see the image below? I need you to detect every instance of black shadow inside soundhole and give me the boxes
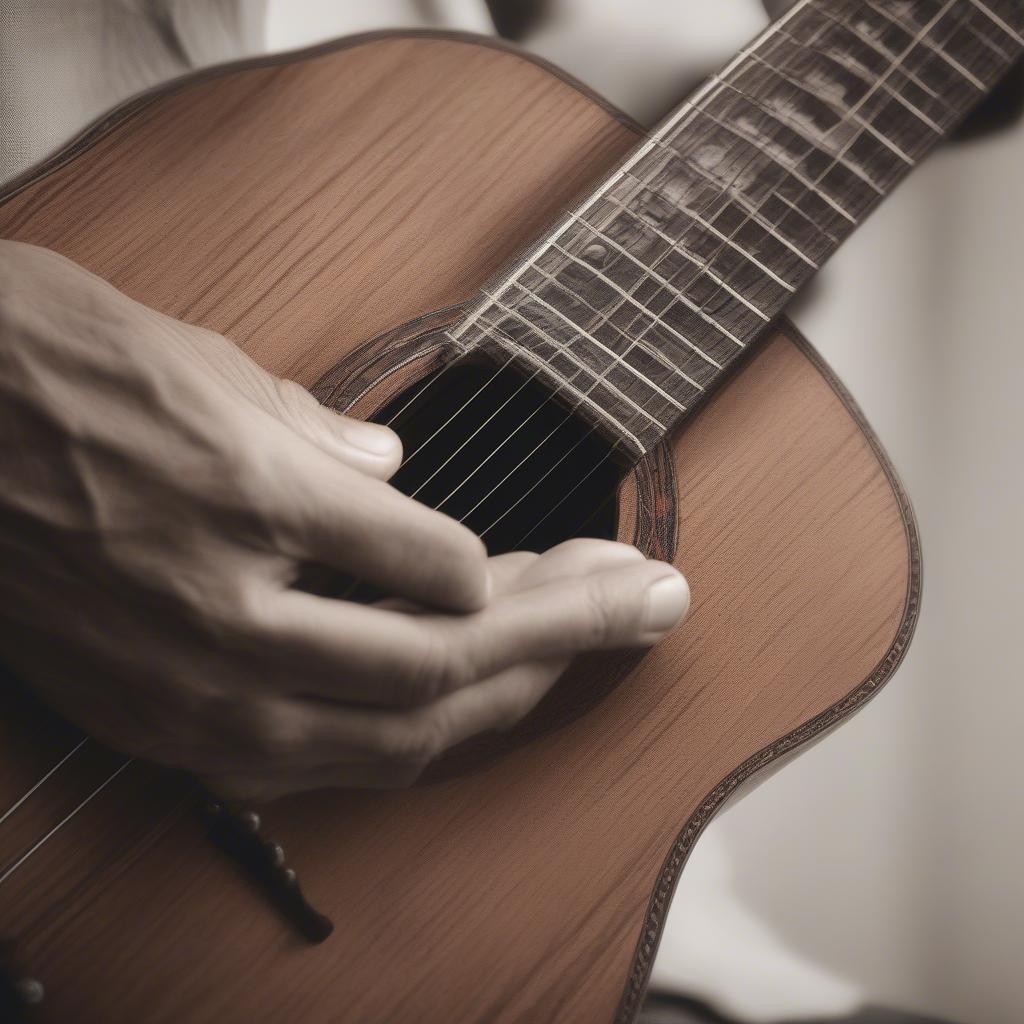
[374,354,624,555]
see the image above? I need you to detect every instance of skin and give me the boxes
[0,241,689,800]
[0,0,815,801]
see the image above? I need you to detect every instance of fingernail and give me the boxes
[642,572,690,636]
[343,421,399,456]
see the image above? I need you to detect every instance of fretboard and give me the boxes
[446,0,1023,457]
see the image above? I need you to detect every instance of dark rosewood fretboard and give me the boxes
[447,0,1023,456]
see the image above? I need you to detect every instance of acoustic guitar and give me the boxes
[1,1,1021,1021]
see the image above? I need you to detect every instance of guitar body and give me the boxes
[0,33,918,1024]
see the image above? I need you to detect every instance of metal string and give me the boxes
[383,3,824,471]
[0,738,89,829]
[0,0,998,884]
[462,0,975,541]
[0,760,133,888]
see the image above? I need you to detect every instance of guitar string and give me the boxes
[462,0,990,540]
[0,759,133,888]
[387,0,974,519]
[0,2,959,832]
[0,738,89,828]
[325,62,793,604]
[0,0,1007,881]
[355,0,977,481]
[460,0,984,544]
[374,0,822,469]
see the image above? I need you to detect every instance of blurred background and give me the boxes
[264,2,1024,1022]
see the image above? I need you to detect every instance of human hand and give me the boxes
[0,241,689,800]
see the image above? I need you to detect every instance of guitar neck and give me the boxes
[448,0,1023,457]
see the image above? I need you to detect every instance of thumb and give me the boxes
[166,311,403,479]
[267,378,402,480]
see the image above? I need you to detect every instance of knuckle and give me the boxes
[399,629,474,703]
[223,698,308,758]
[377,712,448,767]
[416,522,488,605]
[580,576,631,647]
[273,376,309,411]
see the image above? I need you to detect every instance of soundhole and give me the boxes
[374,352,625,555]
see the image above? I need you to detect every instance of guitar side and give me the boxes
[0,32,918,1023]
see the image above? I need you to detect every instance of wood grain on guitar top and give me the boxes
[0,32,918,1024]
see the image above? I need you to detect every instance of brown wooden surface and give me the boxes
[443,1,1024,455]
[0,33,917,1023]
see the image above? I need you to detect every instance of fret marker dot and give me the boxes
[582,243,607,264]
[16,978,44,1005]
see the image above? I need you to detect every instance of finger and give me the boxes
[514,537,645,589]
[260,555,688,705]
[264,378,402,480]
[361,540,636,616]
[264,440,490,611]
[165,313,403,479]
[200,657,568,800]
[485,551,540,592]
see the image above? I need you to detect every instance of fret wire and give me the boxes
[548,241,725,368]
[651,134,840,253]
[925,0,1021,64]
[566,211,746,347]
[577,127,798,348]
[772,187,842,243]
[812,7,952,107]
[579,146,799,361]
[450,106,778,447]
[452,0,1011,450]
[689,97,859,222]
[708,69,884,195]
[524,259,707,394]
[800,31,948,134]
[733,54,905,181]
[508,274,697,402]
[440,306,677,525]
[587,124,814,345]
[446,0,816,345]
[860,0,987,90]
[510,280,701,405]
[532,214,741,397]
[822,0,967,172]
[730,0,963,235]
[480,292,669,429]
[966,0,1024,46]
[579,168,785,371]
[622,167,802,288]
[696,0,966,281]
[492,0,1014,462]
[611,3,963,364]
[615,0,971,377]
[472,322,647,453]
[599,188,774,317]
[936,4,1015,60]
